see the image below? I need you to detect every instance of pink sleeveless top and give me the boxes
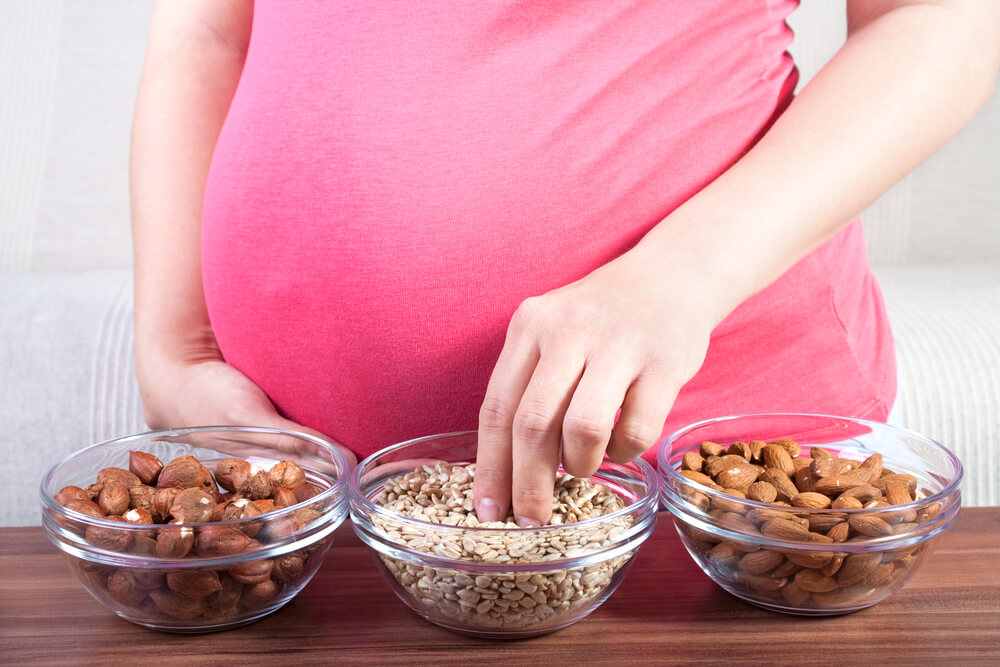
[202,0,896,462]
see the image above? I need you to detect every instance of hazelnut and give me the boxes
[157,455,209,489]
[129,533,159,557]
[166,569,222,600]
[272,487,298,509]
[55,485,89,506]
[97,467,142,489]
[153,487,179,519]
[244,471,272,500]
[129,485,159,520]
[98,480,130,516]
[271,553,304,583]
[128,450,163,486]
[203,573,243,618]
[168,488,215,524]
[213,458,252,493]
[123,508,154,525]
[84,482,103,501]
[268,461,306,490]
[155,524,195,558]
[229,558,273,585]
[222,498,262,537]
[107,569,148,607]
[148,588,204,620]
[293,483,322,503]
[194,525,251,557]
[252,499,276,514]
[64,497,106,519]
[242,579,280,607]
[85,516,132,552]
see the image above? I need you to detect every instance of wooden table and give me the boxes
[3,508,998,666]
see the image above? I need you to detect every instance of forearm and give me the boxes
[130,0,252,378]
[634,0,1000,324]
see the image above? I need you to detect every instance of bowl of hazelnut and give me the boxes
[39,426,351,632]
[349,431,659,638]
[657,413,963,616]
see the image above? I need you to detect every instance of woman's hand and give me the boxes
[139,347,357,466]
[474,246,718,526]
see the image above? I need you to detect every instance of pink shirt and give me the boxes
[202,0,896,462]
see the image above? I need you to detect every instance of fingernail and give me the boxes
[476,497,502,523]
[515,515,542,529]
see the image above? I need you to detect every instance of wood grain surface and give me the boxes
[2,508,998,666]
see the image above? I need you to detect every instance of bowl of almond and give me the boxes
[657,413,963,615]
[39,426,351,632]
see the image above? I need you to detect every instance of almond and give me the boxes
[794,569,838,593]
[813,474,871,496]
[768,439,801,458]
[883,478,913,506]
[794,467,818,493]
[746,481,778,504]
[760,518,811,541]
[759,469,798,503]
[699,441,725,458]
[836,552,883,586]
[835,484,882,504]
[848,514,894,538]
[762,445,795,477]
[809,447,839,477]
[738,550,785,575]
[785,549,834,569]
[705,455,752,478]
[709,542,741,569]
[791,491,831,510]
[873,473,918,495]
[711,488,747,515]
[831,495,864,510]
[781,582,811,605]
[681,451,705,472]
[748,440,768,462]
[679,470,715,488]
[826,521,850,542]
[726,441,753,460]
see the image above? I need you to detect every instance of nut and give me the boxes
[128,450,163,486]
[268,461,306,489]
[85,516,132,552]
[166,570,222,600]
[168,488,215,524]
[675,438,943,612]
[242,579,280,607]
[244,471,273,500]
[272,487,298,509]
[213,458,252,493]
[98,481,131,516]
[229,558,273,584]
[157,455,209,489]
[148,588,203,620]
[155,524,195,558]
[63,497,106,519]
[194,525,251,557]
[55,486,89,505]
[272,553,305,583]
[293,483,322,503]
[107,568,148,606]
[97,467,142,490]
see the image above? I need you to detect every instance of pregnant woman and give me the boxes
[131,1,1000,526]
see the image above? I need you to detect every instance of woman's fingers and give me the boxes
[560,355,634,478]
[607,369,676,464]
[475,331,540,524]
[509,351,584,526]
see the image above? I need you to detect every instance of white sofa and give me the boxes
[2,2,998,526]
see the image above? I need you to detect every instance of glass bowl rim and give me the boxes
[655,412,964,516]
[39,425,353,535]
[350,430,660,535]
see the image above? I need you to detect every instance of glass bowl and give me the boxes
[657,413,963,616]
[349,431,659,638]
[40,426,351,632]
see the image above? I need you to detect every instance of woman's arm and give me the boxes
[475,0,1000,526]
[131,0,351,460]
